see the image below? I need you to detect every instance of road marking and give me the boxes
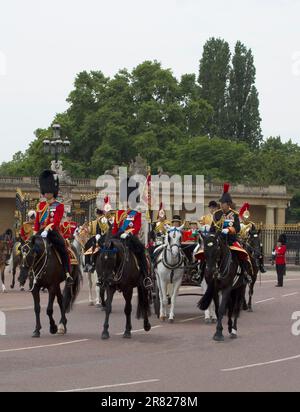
[179,315,204,323]
[0,339,89,354]
[222,354,300,372]
[115,326,162,336]
[282,292,299,297]
[255,298,275,304]
[59,379,160,392]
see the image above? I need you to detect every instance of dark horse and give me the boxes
[96,230,151,340]
[21,235,81,338]
[198,233,246,342]
[242,229,262,312]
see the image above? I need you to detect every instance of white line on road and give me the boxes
[0,339,89,354]
[282,292,299,297]
[179,315,204,323]
[254,298,275,304]
[222,354,300,372]
[115,326,162,336]
[59,379,160,392]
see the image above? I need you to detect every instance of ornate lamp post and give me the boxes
[43,124,70,166]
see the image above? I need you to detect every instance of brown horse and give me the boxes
[21,235,81,338]
[0,240,9,293]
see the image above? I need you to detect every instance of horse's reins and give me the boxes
[29,239,48,290]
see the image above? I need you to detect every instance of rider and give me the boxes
[239,203,266,273]
[20,211,36,243]
[33,170,73,286]
[209,183,253,283]
[84,196,114,273]
[60,212,78,241]
[112,204,152,289]
[150,203,171,248]
[199,201,219,234]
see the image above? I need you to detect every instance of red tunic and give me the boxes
[34,200,64,232]
[112,210,142,237]
[275,245,287,265]
[182,230,198,243]
[20,222,35,242]
[60,221,78,240]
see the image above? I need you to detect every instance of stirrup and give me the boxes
[143,277,153,289]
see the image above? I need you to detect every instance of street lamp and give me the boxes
[43,124,70,164]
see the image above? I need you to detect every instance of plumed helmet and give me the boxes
[157,202,166,219]
[239,203,250,220]
[39,170,59,198]
[219,183,233,204]
[103,195,112,213]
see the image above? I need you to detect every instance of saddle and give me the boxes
[52,245,78,266]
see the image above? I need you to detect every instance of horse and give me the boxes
[242,228,262,312]
[96,228,151,340]
[154,225,185,323]
[8,241,31,291]
[0,240,9,293]
[21,234,81,338]
[198,232,246,342]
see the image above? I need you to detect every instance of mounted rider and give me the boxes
[239,202,266,273]
[33,170,73,286]
[83,196,115,273]
[210,184,253,282]
[20,210,36,243]
[60,212,78,241]
[199,200,219,234]
[112,198,152,289]
[151,203,171,246]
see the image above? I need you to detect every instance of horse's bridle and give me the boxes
[21,239,48,288]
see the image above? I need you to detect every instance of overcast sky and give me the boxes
[0,0,299,163]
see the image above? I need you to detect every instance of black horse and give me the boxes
[198,233,246,342]
[242,229,262,312]
[96,230,151,340]
[21,235,81,338]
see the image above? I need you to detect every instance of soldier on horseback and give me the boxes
[210,184,253,283]
[20,211,36,243]
[112,207,153,289]
[60,212,78,241]
[33,170,73,286]
[239,203,266,273]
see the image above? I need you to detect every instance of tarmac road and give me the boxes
[0,270,300,392]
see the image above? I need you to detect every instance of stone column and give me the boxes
[276,207,286,225]
[266,206,275,225]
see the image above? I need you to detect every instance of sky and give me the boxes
[0,0,299,163]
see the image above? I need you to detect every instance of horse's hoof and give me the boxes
[247,308,253,313]
[243,304,248,311]
[205,318,212,324]
[230,333,238,339]
[168,318,174,324]
[20,287,25,292]
[101,332,110,340]
[32,331,40,338]
[211,319,217,324]
[88,302,94,307]
[10,284,14,289]
[213,333,225,342]
[123,332,132,339]
[57,325,66,335]
[160,316,166,322]
[144,323,151,332]
[50,325,58,335]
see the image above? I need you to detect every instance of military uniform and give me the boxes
[20,221,35,243]
[60,220,78,240]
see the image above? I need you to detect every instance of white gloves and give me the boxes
[222,229,229,235]
[121,233,129,239]
[41,230,48,238]
[95,234,101,241]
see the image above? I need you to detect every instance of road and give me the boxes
[0,270,300,392]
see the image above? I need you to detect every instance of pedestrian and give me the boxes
[272,234,287,287]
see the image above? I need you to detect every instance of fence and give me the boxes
[260,224,300,265]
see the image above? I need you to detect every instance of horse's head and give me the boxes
[247,228,262,260]
[165,224,184,256]
[98,238,120,285]
[201,233,222,279]
[21,235,45,269]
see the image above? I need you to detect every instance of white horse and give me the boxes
[155,225,185,323]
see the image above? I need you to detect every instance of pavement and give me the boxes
[0,269,300,392]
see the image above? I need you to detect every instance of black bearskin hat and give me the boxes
[219,183,233,204]
[39,170,59,198]
[278,233,287,245]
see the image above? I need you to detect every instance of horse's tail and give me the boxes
[198,281,215,311]
[64,264,82,313]
[136,281,151,320]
